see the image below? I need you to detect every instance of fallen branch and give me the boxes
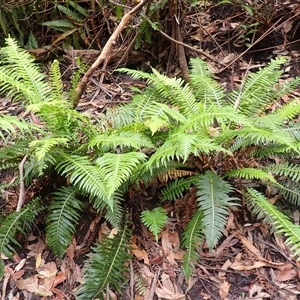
[73,0,150,108]
[16,154,27,212]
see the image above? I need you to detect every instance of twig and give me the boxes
[146,269,159,300]
[73,0,150,108]
[16,155,27,212]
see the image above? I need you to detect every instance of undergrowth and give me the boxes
[1,37,300,298]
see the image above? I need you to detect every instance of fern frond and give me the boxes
[0,115,36,142]
[226,167,277,183]
[0,37,50,104]
[265,162,300,182]
[56,154,112,208]
[140,207,168,241]
[275,181,300,206]
[228,56,287,115]
[46,186,84,259]
[88,131,154,151]
[189,58,227,107]
[57,4,85,22]
[196,171,239,250]
[148,130,228,167]
[95,152,147,196]
[49,60,63,101]
[181,210,204,280]
[246,188,300,256]
[0,199,44,278]
[77,222,132,299]
[161,176,199,201]
[42,19,76,31]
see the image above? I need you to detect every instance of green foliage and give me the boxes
[140,207,168,241]
[77,222,132,299]
[181,210,204,280]
[46,186,84,259]
[0,199,44,279]
[246,188,300,256]
[196,171,239,250]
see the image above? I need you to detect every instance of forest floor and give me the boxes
[2,1,300,300]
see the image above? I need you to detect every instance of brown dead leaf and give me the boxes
[276,263,297,282]
[131,242,150,265]
[219,281,230,300]
[52,271,67,288]
[155,285,185,300]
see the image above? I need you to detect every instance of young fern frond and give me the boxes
[46,186,84,259]
[181,210,204,280]
[196,171,239,250]
[48,60,64,101]
[246,188,300,257]
[0,199,44,279]
[140,207,168,241]
[77,221,132,299]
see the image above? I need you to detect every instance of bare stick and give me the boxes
[73,0,150,108]
[16,155,27,212]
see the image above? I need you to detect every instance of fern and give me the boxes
[196,171,239,250]
[246,188,300,256]
[0,199,44,279]
[225,167,277,183]
[46,186,84,259]
[181,210,204,280]
[140,207,168,241]
[77,222,132,299]
[161,176,199,201]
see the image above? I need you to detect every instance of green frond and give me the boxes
[275,181,300,206]
[0,115,36,142]
[225,167,277,183]
[49,60,63,101]
[0,37,50,104]
[246,188,300,257]
[189,58,227,107]
[161,175,199,201]
[276,98,300,120]
[0,140,31,162]
[56,154,112,208]
[57,4,85,22]
[228,56,287,116]
[196,171,239,250]
[95,152,147,196]
[46,186,84,259]
[42,19,76,31]
[0,199,44,279]
[148,130,228,167]
[77,222,132,299]
[140,207,168,241]
[265,162,300,182]
[143,102,187,134]
[181,210,204,280]
[88,131,154,152]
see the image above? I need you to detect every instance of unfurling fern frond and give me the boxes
[196,171,239,250]
[0,199,44,279]
[77,221,132,299]
[46,186,84,259]
[246,188,300,257]
[140,207,168,241]
[225,167,277,183]
[181,210,204,280]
